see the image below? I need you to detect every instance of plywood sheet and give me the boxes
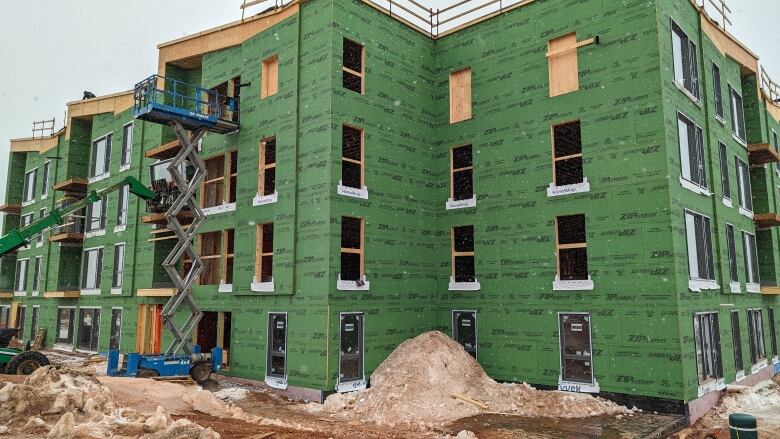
[449,68,472,123]
[548,33,579,97]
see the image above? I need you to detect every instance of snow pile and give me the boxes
[0,366,219,438]
[314,331,630,429]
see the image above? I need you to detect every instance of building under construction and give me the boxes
[1,0,780,420]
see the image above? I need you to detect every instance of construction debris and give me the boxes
[309,331,631,429]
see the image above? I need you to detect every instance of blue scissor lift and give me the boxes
[107,75,238,381]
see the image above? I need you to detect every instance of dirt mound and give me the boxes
[0,366,220,438]
[317,331,630,429]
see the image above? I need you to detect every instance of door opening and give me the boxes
[452,310,477,359]
[265,312,287,389]
[558,313,598,393]
[338,312,365,392]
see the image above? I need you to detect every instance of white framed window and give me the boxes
[671,20,699,100]
[729,85,746,143]
[111,243,125,292]
[90,133,112,178]
[86,196,106,233]
[36,209,46,245]
[81,247,103,292]
[32,256,42,294]
[55,307,75,348]
[718,142,730,201]
[684,210,716,290]
[41,161,51,198]
[678,113,708,193]
[747,309,766,365]
[735,157,753,214]
[120,123,133,169]
[731,310,744,375]
[694,312,723,386]
[725,224,739,288]
[116,185,128,228]
[712,63,724,120]
[23,168,37,203]
[742,231,760,290]
[14,258,29,293]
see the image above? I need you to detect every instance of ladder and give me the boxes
[159,121,208,356]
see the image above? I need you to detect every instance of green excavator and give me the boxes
[0,176,155,374]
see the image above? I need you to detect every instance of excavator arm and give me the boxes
[0,176,154,258]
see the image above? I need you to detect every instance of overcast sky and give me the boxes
[0,0,778,229]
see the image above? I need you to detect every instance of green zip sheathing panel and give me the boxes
[1,0,779,405]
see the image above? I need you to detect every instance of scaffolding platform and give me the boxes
[133,75,239,134]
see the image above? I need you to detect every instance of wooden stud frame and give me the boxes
[551,120,582,186]
[255,223,274,281]
[223,229,235,285]
[342,38,365,95]
[261,55,279,99]
[200,151,237,208]
[258,137,276,196]
[449,68,472,123]
[555,215,587,278]
[341,217,365,279]
[450,144,473,199]
[342,125,365,188]
[451,226,475,278]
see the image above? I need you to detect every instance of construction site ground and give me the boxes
[3,334,777,438]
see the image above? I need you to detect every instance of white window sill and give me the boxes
[553,276,594,291]
[337,183,369,200]
[674,81,702,107]
[119,163,131,173]
[448,277,481,291]
[715,115,726,126]
[558,378,599,394]
[21,199,36,207]
[730,282,742,293]
[80,288,101,296]
[13,291,26,297]
[36,242,43,248]
[733,133,747,148]
[688,279,719,292]
[89,173,110,184]
[722,197,733,208]
[253,191,278,206]
[111,288,122,295]
[265,375,288,390]
[738,207,754,219]
[114,225,127,233]
[218,282,233,293]
[203,202,237,216]
[679,177,712,196]
[746,283,761,293]
[751,359,768,374]
[251,278,275,292]
[697,378,726,398]
[446,195,476,210]
[85,229,106,239]
[337,275,369,291]
[41,194,48,201]
[736,370,746,381]
[336,379,367,393]
[53,344,73,352]
[547,179,590,197]
[32,291,39,297]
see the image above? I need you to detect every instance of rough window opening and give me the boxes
[203,154,226,208]
[736,158,753,212]
[712,63,724,119]
[747,309,766,364]
[671,21,700,99]
[29,306,39,341]
[81,248,103,290]
[0,306,10,329]
[449,68,472,123]
[684,210,715,283]
[774,130,780,172]
[230,76,241,123]
[56,307,75,346]
[259,137,276,196]
[553,121,583,186]
[112,244,125,289]
[725,224,739,284]
[199,231,222,285]
[343,38,364,94]
[228,151,238,204]
[732,311,745,373]
[208,81,229,119]
[769,308,778,359]
[90,134,112,178]
[86,195,107,232]
[729,85,746,142]
[451,145,473,201]
[23,168,37,203]
[342,126,364,190]
[678,113,707,189]
[256,223,274,283]
[556,214,588,281]
[694,312,723,385]
[267,313,287,378]
[13,306,25,337]
[452,225,475,283]
[121,123,133,167]
[742,231,760,285]
[41,161,51,197]
[196,311,232,368]
[718,142,730,200]
[341,216,364,282]
[32,256,42,292]
[261,55,279,99]
[14,259,28,292]
[109,308,122,350]
[77,308,100,352]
